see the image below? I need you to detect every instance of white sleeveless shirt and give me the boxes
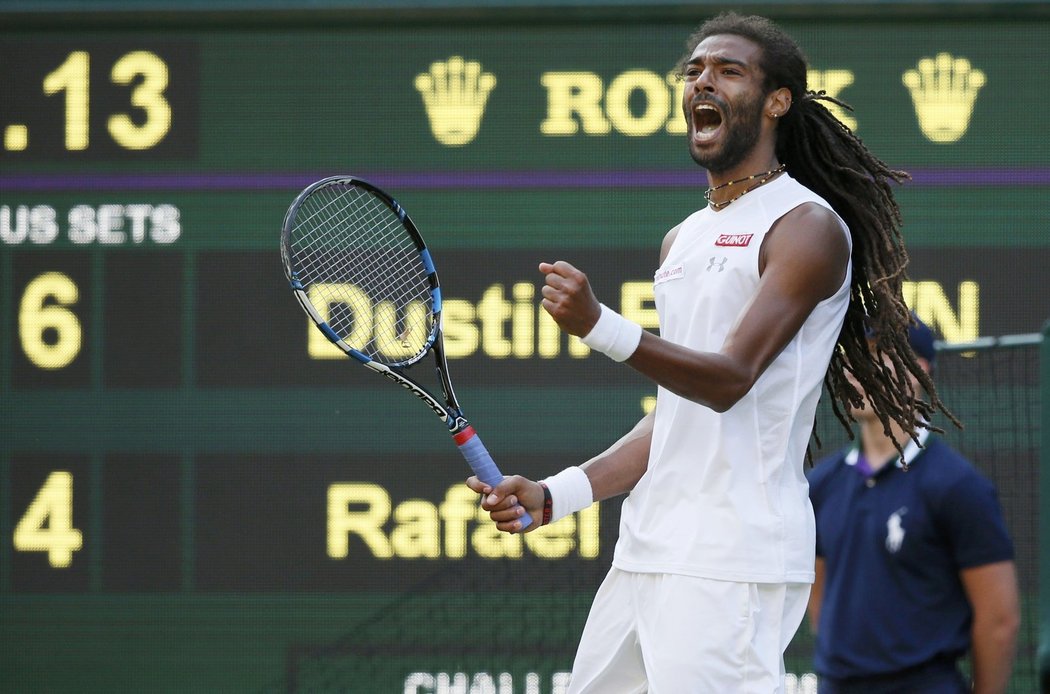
[612,174,851,583]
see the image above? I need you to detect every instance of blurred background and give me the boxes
[1,1,1047,691]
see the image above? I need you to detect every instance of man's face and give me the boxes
[681,33,769,174]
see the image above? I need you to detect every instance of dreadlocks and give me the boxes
[679,13,959,454]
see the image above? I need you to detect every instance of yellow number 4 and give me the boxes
[13,471,83,568]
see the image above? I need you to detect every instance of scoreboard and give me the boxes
[2,5,1049,692]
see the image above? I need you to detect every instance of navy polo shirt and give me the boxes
[808,433,1014,679]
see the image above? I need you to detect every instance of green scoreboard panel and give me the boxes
[2,7,1048,692]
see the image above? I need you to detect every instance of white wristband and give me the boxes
[541,466,593,525]
[581,304,643,362]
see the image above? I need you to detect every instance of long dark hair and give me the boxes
[680,13,958,451]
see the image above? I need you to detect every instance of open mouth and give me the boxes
[692,102,724,142]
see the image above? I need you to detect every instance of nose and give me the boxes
[693,66,716,94]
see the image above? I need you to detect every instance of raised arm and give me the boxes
[541,203,849,411]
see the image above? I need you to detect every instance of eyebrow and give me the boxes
[686,55,749,69]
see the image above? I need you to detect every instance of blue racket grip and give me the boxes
[454,427,535,530]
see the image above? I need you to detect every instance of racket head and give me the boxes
[281,176,440,368]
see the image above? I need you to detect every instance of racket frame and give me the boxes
[281,175,474,433]
[282,175,533,529]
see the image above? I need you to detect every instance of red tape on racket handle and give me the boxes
[454,427,535,530]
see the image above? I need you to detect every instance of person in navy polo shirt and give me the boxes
[807,317,1020,694]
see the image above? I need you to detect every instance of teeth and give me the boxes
[693,103,721,135]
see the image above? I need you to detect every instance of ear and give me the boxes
[766,87,792,120]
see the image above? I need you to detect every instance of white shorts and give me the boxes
[568,568,810,694]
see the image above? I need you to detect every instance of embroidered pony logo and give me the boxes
[885,507,908,553]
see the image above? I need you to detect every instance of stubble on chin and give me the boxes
[689,94,766,175]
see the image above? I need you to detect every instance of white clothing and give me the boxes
[568,568,811,693]
[613,174,852,583]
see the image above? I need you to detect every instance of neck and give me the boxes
[706,151,779,185]
[858,415,914,472]
[705,140,780,187]
[704,161,785,210]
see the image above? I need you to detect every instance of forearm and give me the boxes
[807,558,825,635]
[962,562,1020,694]
[627,333,751,412]
[970,621,1018,694]
[578,410,654,502]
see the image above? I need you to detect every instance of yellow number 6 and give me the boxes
[19,271,82,370]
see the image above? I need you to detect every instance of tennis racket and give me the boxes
[281,175,533,529]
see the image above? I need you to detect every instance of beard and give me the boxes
[689,90,766,174]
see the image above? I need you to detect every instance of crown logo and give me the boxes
[807,69,857,131]
[902,53,986,143]
[415,56,496,146]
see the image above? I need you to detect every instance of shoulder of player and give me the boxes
[765,202,846,248]
[759,202,849,294]
[762,203,848,267]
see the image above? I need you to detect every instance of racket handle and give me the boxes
[454,426,535,530]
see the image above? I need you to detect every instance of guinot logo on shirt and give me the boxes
[714,233,754,247]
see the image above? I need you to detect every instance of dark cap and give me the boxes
[906,315,937,364]
[865,313,938,364]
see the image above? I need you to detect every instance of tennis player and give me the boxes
[807,318,1020,694]
[467,13,952,692]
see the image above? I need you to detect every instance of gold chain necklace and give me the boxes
[704,164,786,210]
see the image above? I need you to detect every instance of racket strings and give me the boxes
[289,184,434,363]
[297,188,428,309]
[295,189,400,276]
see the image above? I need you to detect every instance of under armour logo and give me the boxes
[707,256,728,272]
[885,507,908,553]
